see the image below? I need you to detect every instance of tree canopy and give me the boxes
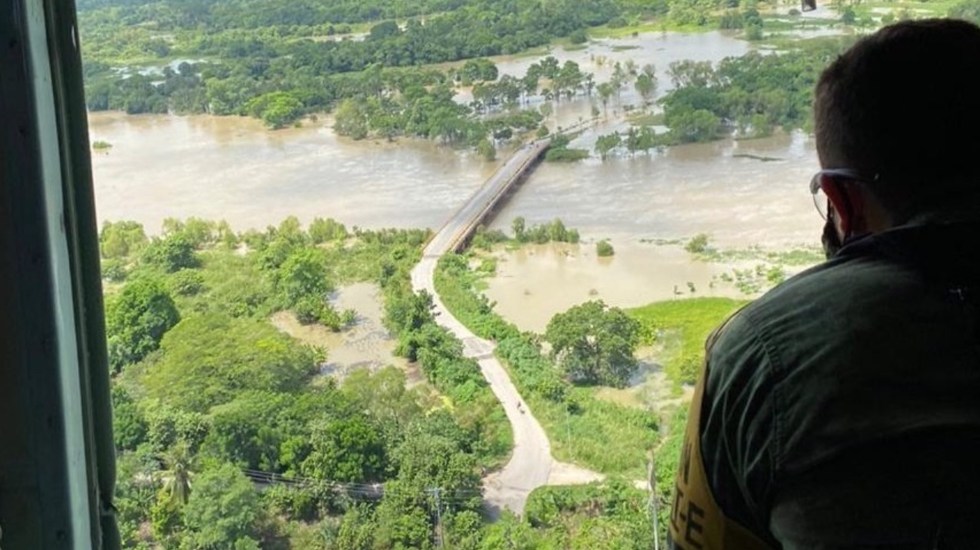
[106,276,180,371]
[545,300,642,387]
[142,313,319,412]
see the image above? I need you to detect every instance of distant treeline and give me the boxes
[80,0,630,120]
[77,0,750,131]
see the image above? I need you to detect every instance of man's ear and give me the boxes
[822,179,866,238]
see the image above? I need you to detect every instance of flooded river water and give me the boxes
[90,30,825,333]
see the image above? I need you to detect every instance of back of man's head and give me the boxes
[815,19,980,218]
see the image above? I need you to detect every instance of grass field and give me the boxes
[630,297,747,386]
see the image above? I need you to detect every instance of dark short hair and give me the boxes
[814,19,980,216]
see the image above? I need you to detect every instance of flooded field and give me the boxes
[269,283,417,383]
[483,242,737,332]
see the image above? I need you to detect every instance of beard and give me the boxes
[822,217,843,260]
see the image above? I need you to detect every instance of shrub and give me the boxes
[685,233,710,254]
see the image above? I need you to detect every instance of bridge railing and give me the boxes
[444,141,551,253]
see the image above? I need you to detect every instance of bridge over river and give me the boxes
[411,138,602,515]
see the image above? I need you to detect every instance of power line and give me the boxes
[242,468,482,507]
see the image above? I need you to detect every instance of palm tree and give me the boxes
[157,440,195,505]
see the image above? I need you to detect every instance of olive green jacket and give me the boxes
[699,221,980,549]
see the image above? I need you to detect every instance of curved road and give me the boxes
[410,141,554,514]
[412,257,552,515]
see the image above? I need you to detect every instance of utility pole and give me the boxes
[429,487,446,549]
[647,450,660,550]
[566,409,573,459]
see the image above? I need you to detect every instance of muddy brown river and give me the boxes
[89,30,827,333]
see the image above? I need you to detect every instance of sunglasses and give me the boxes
[809,169,879,220]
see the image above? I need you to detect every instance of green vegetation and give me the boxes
[684,241,823,295]
[596,239,615,257]
[105,277,180,372]
[950,0,980,22]
[629,298,746,385]
[104,217,515,549]
[92,139,113,150]
[546,301,642,387]
[432,251,744,544]
[626,111,664,127]
[718,263,789,294]
[545,133,590,163]
[545,147,591,162]
[507,216,581,246]
[498,480,655,547]
[661,41,844,140]
[78,0,640,131]
[594,38,851,154]
[684,233,710,254]
[435,254,658,478]
[101,215,758,547]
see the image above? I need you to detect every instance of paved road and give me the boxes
[410,141,554,514]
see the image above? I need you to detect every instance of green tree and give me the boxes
[596,240,615,257]
[308,217,347,244]
[548,218,569,242]
[685,233,710,254]
[181,463,262,550]
[202,391,292,470]
[511,217,526,241]
[545,301,642,387]
[302,416,386,482]
[459,58,499,84]
[158,440,196,506]
[334,98,371,140]
[477,138,497,161]
[106,277,180,371]
[336,505,377,550]
[163,217,217,248]
[245,91,304,129]
[100,220,148,259]
[144,401,210,454]
[115,451,160,547]
[341,367,423,450]
[276,247,331,307]
[478,511,541,549]
[595,132,621,160]
[143,314,318,412]
[169,269,206,297]
[112,386,148,451]
[141,234,199,273]
[369,20,401,41]
[634,73,657,104]
[596,82,615,115]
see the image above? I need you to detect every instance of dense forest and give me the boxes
[104,216,683,548]
[79,0,980,147]
[79,0,644,122]
[105,217,508,549]
[76,0,801,139]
